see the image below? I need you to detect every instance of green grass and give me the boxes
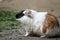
[0,10,21,30]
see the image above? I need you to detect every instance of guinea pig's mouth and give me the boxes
[16,18,21,21]
[16,18,24,23]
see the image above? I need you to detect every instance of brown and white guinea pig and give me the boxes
[16,9,60,37]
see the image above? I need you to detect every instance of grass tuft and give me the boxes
[0,10,21,30]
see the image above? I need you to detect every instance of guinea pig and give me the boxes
[16,9,60,37]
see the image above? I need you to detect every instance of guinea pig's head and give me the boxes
[16,9,33,24]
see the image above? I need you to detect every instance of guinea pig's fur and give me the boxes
[16,9,60,37]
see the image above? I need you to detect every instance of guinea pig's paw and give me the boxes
[24,32,30,37]
[40,35,46,38]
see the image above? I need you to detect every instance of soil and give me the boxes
[0,29,60,40]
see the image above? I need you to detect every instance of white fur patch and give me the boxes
[32,12,48,35]
[23,9,31,14]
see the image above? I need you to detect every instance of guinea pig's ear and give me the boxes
[23,9,33,18]
[27,10,33,18]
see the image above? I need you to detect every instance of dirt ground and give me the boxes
[0,29,60,40]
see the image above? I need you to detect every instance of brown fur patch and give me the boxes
[43,12,59,33]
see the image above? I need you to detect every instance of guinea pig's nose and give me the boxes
[16,10,25,19]
[16,13,24,19]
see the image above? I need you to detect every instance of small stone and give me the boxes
[9,37,12,39]
[19,38,22,40]
[59,16,60,18]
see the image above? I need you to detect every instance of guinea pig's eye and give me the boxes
[28,15,32,18]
